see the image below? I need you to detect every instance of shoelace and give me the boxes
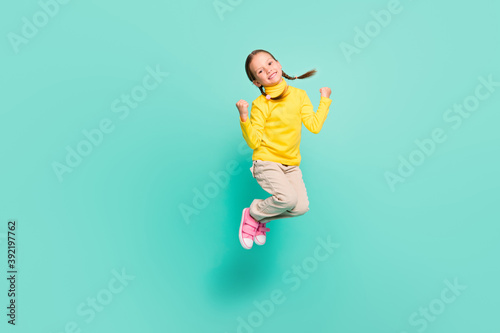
[255,222,270,236]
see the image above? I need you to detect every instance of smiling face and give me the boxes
[249,52,282,88]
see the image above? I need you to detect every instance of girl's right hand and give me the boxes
[236,100,249,117]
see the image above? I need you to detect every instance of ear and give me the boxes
[252,80,262,88]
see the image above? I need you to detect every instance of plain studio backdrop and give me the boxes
[0,0,499,332]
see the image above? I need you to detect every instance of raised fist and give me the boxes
[236,99,249,115]
[320,87,331,98]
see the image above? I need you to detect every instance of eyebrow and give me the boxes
[255,58,273,72]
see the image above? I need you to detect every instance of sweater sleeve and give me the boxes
[301,92,332,134]
[239,100,267,149]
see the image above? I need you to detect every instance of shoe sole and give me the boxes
[239,208,252,250]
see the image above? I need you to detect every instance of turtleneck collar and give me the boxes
[264,77,289,99]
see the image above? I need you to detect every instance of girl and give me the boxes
[236,49,332,250]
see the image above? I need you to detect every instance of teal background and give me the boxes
[1,0,499,332]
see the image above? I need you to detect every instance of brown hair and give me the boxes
[245,49,316,100]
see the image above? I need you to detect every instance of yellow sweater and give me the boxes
[240,78,332,166]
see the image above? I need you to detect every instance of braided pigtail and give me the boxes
[257,85,266,98]
[282,69,317,80]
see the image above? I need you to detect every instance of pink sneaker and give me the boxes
[254,222,270,246]
[239,208,259,249]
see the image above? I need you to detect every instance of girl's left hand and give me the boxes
[320,87,331,98]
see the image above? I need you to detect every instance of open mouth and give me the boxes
[268,72,276,80]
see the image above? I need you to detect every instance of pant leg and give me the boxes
[249,160,310,223]
[258,164,310,223]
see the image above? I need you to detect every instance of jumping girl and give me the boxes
[235,49,332,250]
